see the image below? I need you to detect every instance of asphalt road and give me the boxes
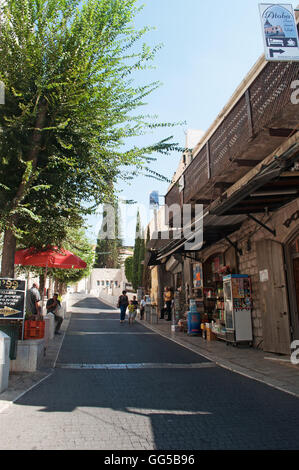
[0,295,299,450]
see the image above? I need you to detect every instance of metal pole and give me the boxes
[41,262,48,316]
[21,280,27,341]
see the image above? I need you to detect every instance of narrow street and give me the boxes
[0,295,299,451]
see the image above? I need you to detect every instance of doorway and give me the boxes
[256,239,291,354]
[285,233,299,340]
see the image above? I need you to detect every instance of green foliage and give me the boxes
[47,227,95,285]
[94,201,122,268]
[142,225,151,291]
[0,0,183,275]
[131,210,145,291]
[124,255,134,284]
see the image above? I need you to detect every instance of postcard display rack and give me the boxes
[217,275,253,346]
[191,257,230,321]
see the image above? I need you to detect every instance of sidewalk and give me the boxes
[0,309,71,412]
[139,317,299,399]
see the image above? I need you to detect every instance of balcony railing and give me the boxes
[166,60,299,209]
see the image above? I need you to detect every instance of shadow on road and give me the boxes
[12,366,299,450]
[8,294,299,450]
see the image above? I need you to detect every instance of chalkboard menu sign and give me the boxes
[0,278,26,320]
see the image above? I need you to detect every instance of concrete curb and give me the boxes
[0,316,71,413]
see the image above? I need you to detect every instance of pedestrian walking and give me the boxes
[117,290,129,323]
[132,295,138,311]
[140,296,146,320]
[128,300,137,324]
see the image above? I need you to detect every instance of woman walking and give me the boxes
[117,290,129,323]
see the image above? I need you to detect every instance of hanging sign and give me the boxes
[259,4,299,61]
[0,278,26,320]
[192,263,203,289]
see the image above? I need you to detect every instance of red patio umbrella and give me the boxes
[15,246,87,311]
[15,246,87,270]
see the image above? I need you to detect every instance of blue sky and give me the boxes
[86,0,299,245]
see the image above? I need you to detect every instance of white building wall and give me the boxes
[75,267,130,297]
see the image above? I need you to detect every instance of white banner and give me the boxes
[259,3,299,61]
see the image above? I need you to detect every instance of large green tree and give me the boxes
[0,0,181,277]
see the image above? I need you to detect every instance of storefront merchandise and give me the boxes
[212,275,253,345]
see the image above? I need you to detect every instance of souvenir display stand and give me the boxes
[189,257,253,346]
[212,275,253,346]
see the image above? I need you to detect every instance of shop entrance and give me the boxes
[285,232,299,341]
[293,258,299,323]
[256,239,291,354]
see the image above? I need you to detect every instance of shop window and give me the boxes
[202,253,231,323]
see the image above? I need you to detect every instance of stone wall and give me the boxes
[197,198,299,349]
[235,220,263,348]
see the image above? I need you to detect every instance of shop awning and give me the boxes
[155,142,299,261]
[145,233,180,266]
[209,143,299,218]
[155,213,246,260]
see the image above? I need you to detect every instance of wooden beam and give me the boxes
[245,89,254,139]
[269,128,295,137]
[194,199,213,205]
[206,141,211,180]
[234,159,261,167]
[214,182,232,189]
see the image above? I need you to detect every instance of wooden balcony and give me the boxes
[165,57,299,210]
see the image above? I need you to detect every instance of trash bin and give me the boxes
[187,311,201,336]
[0,322,20,360]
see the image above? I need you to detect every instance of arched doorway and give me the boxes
[256,239,291,354]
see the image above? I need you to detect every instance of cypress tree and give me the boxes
[94,201,122,269]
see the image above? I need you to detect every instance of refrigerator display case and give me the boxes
[223,275,253,346]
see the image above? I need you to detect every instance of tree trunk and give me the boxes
[48,277,53,298]
[0,99,48,280]
[0,227,17,278]
[39,273,45,298]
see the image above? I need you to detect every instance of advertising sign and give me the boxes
[259,4,299,61]
[0,278,26,320]
[192,263,203,289]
